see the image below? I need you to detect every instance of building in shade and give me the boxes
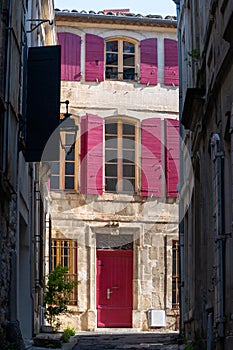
[43,9,180,331]
[173,0,233,348]
[0,0,60,347]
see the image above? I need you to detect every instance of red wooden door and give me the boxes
[96,250,133,327]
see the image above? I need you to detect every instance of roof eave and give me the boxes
[55,12,177,28]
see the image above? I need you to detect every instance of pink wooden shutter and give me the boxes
[85,34,104,82]
[57,32,81,81]
[164,39,179,86]
[80,114,103,194]
[141,118,162,196]
[165,119,179,197]
[140,38,158,85]
[80,116,87,193]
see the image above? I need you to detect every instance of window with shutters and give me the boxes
[105,38,138,81]
[50,129,78,190]
[51,239,78,305]
[172,240,179,309]
[57,32,81,81]
[105,118,139,193]
[141,118,162,196]
[164,39,179,86]
[140,38,158,85]
[165,118,179,197]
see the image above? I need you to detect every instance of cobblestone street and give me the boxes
[72,331,180,350]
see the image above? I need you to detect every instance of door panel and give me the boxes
[97,250,133,327]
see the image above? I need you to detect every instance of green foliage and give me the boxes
[184,344,194,350]
[179,329,195,350]
[187,49,200,60]
[185,49,201,66]
[43,265,79,330]
[61,324,76,343]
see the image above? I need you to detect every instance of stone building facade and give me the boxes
[44,9,180,331]
[0,0,57,347]
[174,0,233,348]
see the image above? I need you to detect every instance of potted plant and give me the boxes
[43,264,79,332]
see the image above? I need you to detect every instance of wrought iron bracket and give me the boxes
[60,100,71,120]
[27,19,53,33]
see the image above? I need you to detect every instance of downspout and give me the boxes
[164,234,167,312]
[210,134,225,339]
[34,168,40,289]
[49,215,52,274]
[172,0,184,331]
[29,163,35,337]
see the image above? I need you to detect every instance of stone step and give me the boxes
[33,332,63,348]
[94,328,141,333]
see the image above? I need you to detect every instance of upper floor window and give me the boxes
[105,119,138,193]
[105,39,137,81]
[58,32,179,86]
[49,114,179,198]
[50,130,78,190]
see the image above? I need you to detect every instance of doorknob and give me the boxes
[107,288,112,299]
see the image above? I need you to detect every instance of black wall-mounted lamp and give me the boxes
[59,100,78,150]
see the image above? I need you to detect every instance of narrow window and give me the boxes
[51,239,78,305]
[50,128,78,191]
[105,119,138,193]
[105,39,137,81]
[172,240,179,309]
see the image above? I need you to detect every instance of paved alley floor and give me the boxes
[72,331,180,350]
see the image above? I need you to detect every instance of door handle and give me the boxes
[107,288,112,299]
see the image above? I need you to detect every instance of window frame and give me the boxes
[104,117,139,194]
[50,127,79,191]
[51,239,78,305]
[105,37,139,82]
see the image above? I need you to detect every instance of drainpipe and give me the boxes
[164,234,167,312]
[34,167,41,289]
[172,0,184,331]
[210,134,225,339]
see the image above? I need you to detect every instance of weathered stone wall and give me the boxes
[48,191,178,331]
[0,0,57,346]
[0,0,25,346]
[178,0,233,347]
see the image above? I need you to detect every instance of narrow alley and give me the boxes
[1,0,233,349]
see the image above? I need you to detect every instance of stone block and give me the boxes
[149,247,158,260]
[151,235,163,247]
[140,295,152,309]
[141,280,153,293]
[33,333,63,348]
[140,248,148,264]
[143,232,151,245]
[132,310,142,328]
[87,309,96,331]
